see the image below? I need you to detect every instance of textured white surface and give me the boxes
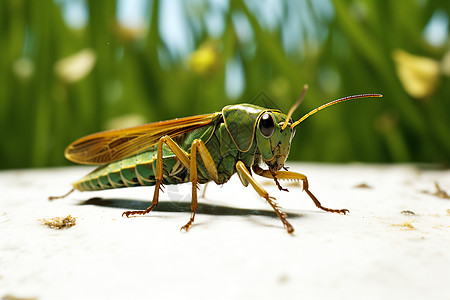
[1,163,450,300]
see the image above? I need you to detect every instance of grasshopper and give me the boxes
[51,86,381,233]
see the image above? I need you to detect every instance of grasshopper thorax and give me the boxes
[255,111,295,173]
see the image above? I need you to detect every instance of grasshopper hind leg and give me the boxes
[121,181,163,217]
[122,136,188,219]
[121,136,219,233]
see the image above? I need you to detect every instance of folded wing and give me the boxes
[65,113,219,165]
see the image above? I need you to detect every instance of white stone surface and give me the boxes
[1,163,450,300]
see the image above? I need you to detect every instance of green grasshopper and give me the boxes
[51,86,381,233]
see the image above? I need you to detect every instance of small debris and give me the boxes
[447,209,450,216]
[39,215,76,229]
[434,182,450,199]
[392,221,415,230]
[354,183,371,189]
[400,210,416,216]
[277,273,290,284]
[422,182,450,199]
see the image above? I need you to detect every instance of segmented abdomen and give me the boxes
[73,149,189,191]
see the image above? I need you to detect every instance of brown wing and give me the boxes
[65,113,219,165]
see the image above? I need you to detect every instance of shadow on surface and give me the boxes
[79,197,304,219]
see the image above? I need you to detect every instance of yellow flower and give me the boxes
[392,49,440,99]
[189,42,220,75]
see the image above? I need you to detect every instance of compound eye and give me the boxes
[259,113,275,138]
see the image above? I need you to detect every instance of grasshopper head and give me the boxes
[255,85,382,173]
[255,111,295,173]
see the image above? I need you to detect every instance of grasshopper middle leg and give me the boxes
[180,139,218,231]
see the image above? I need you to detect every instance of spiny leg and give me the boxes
[253,166,349,214]
[270,172,288,192]
[236,161,294,234]
[121,183,163,217]
[122,136,191,218]
[181,139,219,231]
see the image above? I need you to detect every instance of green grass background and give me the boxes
[1,0,449,169]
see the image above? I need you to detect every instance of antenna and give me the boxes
[290,94,383,129]
[281,84,309,130]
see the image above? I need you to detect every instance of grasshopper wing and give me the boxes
[65,113,219,165]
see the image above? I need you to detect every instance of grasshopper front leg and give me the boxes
[253,166,349,214]
[236,161,294,234]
